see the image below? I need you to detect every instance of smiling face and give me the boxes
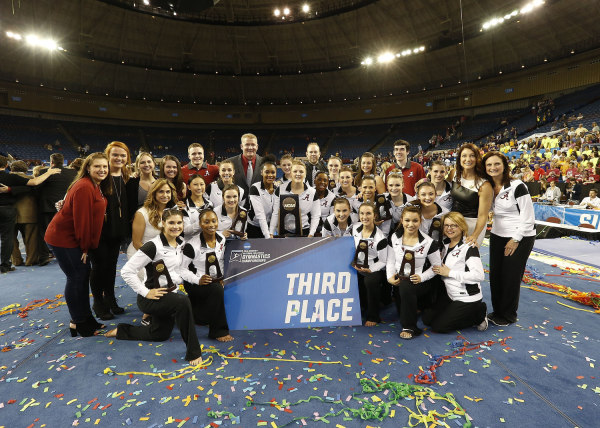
[394,145,407,163]
[460,148,477,171]
[314,173,329,192]
[262,164,277,185]
[280,158,293,176]
[360,156,374,174]
[188,146,204,168]
[163,160,178,179]
[163,214,183,240]
[154,183,173,207]
[306,144,320,164]
[189,177,206,196]
[340,170,353,188]
[417,185,436,207]
[361,178,376,202]
[219,162,234,183]
[88,158,109,184]
[327,159,341,176]
[200,210,219,235]
[485,155,504,179]
[402,211,421,234]
[386,176,403,197]
[291,164,306,184]
[223,188,239,208]
[430,164,447,183]
[137,154,155,176]
[359,205,375,228]
[333,202,350,224]
[241,136,258,160]
[109,147,128,172]
[443,217,462,240]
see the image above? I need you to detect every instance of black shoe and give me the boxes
[93,302,114,321]
[106,297,125,315]
[0,266,16,273]
[488,313,510,327]
[69,317,105,337]
[38,259,50,266]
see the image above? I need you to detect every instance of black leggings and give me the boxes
[393,277,439,330]
[423,288,487,333]
[89,236,121,306]
[116,292,202,361]
[184,281,230,339]
[358,270,387,323]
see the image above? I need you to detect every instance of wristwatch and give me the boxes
[511,238,520,243]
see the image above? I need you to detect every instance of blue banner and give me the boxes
[223,237,361,330]
[533,203,600,229]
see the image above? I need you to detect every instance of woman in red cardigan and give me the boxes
[45,153,112,337]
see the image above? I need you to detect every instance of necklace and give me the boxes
[112,175,123,218]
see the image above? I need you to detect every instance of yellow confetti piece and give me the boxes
[469,369,478,374]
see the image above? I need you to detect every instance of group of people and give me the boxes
[1,134,537,364]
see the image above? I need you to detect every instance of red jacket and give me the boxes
[385,160,426,196]
[45,177,107,252]
[181,162,219,185]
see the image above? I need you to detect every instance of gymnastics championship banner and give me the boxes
[223,237,361,330]
[534,203,600,229]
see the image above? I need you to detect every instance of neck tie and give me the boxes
[246,160,253,186]
[312,165,317,185]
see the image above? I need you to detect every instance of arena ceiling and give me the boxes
[0,0,599,106]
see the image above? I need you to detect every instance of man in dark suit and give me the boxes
[225,133,265,196]
[36,153,77,265]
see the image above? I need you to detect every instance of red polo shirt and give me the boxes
[385,160,426,196]
[181,162,219,185]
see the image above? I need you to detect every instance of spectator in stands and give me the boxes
[89,141,131,321]
[427,212,488,332]
[126,152,157,222]
[225,133,265,197]
[565,178,582,201]
[9,161,40,266]
[483,152,535,326]
[45,153,110,336]
[591,122,599,133]
[0,156,60,273]
[522,165,534,182]
[449,143,493,247]
[107,208,204,366]
[546,161,561,182]
[304,142,327,187]
[541,180,561,203]
[355,152,386,194]
[578,189,600,209]
[181,143,219,186]
[384,140,426,197]
[159,155,187,203]
[36,153,78,266]
[70,158,84,172]
[387,204,440,339]
[247,157,277,239]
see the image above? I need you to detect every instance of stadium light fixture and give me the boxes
[302,4,310,13]
[377,52,395,63]
[6,31,22,40]
[143,0,150,5]
[283,7,290,16]
[482,1,544,30]
[274,8,281,17]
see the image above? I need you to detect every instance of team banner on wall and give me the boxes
[223,237,361,330]
[534,203,600,229]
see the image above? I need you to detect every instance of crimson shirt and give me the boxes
[181,162,219,185]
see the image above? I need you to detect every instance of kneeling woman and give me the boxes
[105,208,204,365]
[181,209,233,342]
[351,202,388,326]
[428,212,488,333]
[386,204,442,339]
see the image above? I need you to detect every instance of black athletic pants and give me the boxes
[489,233,535,323]
[358,270,386,323]
[394,277,438,331]
[423,288,487,333]
[116,292,202,361]
[89,236,121,307]
[183,281,230,339]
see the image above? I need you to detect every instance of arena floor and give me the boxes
[0,238,598,428]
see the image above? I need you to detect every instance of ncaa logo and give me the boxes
[243,242,252,250]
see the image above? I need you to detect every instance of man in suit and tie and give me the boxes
[225,133,264,196]
[36,153,77,265]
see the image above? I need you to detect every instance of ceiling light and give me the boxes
[274,9,280,16]
[377,52,395,63]
[302,4,310,13]
[361,57,373,65]
[6,31,22,40]
[283,7,290,15]
[143,0,150,5]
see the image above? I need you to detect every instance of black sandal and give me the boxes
[399,327,422,340]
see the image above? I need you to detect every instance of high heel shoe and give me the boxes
[93,302,114,321]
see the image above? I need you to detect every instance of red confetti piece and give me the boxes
[554,326,564,331]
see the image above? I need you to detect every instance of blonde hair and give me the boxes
[441,211,469,236]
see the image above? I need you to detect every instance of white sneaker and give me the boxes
[477,315,489,331]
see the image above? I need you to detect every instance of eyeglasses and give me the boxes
[444,224,460,230]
